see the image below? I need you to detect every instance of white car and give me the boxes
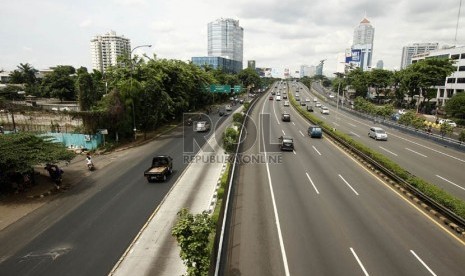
[305,98,310,102]
[368,127,388,141]
[225,105,232,111]
[313,98,317,102]
[284,101,290,106]
[329,94,335,98]
[321,107,329,115]
[315,102,322,107]
[438,119,457,127]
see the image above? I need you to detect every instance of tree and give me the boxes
[0,133,75,192]
[40,66,77,101]
[346,68,368,98]
[445,93,465,119]
[238,68,261,93]
[76,67,97,111]
[367,69,393,103]
[172,208,214,276]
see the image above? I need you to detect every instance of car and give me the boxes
[368,127,388,141]
[284,101,290,106]
[296,97,300,102]
[321,107,329,114]
[329,94,335,98]
[306,105,314,112]
[300,101,306,106]
[225,105,232,111]
[281,113,291,122]
[295,92,300,97]
[315,102,322,107]
[313,97,317,102]
[59,107,70,111]
[308,125,322,138]
[276,96,281,101]
[194,121,210,132]
[438,119,457,127]
[269,96,274,100]
[305,98,310,102]
[283,95,288,99]
[239,99,244,104]
[279,135,294,151]
[271,91,276,95]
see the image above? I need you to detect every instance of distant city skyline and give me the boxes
[0,0,463,76]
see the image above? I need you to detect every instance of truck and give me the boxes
[144,155,173,182]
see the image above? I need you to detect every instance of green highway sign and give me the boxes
[233,85,242,93]
[210,84,231,93]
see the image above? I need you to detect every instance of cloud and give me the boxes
[22,46,32,52]
[79,19,93,28]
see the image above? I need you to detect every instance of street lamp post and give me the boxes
[130,44,152,141]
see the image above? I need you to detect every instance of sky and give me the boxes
[1,0,464,77]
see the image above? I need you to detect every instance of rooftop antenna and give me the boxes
[454,0,463,46]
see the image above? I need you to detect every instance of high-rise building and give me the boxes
[248,60,256,69]
[300,65,316,78]
[400,43,438,69]
[351,18,374,71]
[90,31,131,73]
[376,60,384,69]
[208,18,244,67]
[412,46,465,107]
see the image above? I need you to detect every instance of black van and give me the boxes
[308,125,322,138]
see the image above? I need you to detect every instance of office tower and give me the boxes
[91,31,131,73]
[376,60,384,69]
[248,60,256,69]
[208,18,244,67]
[400,43,438,69]
[352,18,375,71]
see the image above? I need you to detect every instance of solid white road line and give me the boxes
[339,174,359,195]
[350,248,369,276]
[272,99,280,125]
[306,172,320,194]
[348,123,357,127]
[350,131,361,138]
[333,122,340,126]
[261,99,290,276]
[405,148,427,158]
[436,175,465,191]
[299,130,305,137]
[379,146,398,156]
[410,250,437,276]
[312,146,322,156]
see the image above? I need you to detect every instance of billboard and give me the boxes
[345,49,362,63]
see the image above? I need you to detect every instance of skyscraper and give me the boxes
[208,18,244,68]
[352,18,374,71]
[90,31,131,73]
[400,43,438,69]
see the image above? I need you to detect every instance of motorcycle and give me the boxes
[87,162,95,171]
[44,164,63,188]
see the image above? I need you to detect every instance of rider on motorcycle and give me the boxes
[86,154,94,170]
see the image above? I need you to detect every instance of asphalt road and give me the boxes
[299,82,465,202]
[223,81,465,275]
[0,106,236,276]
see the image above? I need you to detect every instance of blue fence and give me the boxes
[44,132,102,150]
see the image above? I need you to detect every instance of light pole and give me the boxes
[130,44,152,141]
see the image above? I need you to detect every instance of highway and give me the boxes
[223,82,465,275]
[299,82,465,202]
[0,109,234,276]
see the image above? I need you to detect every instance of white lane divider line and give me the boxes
[282,129,286,136]
[339,174,359,195]
[410,250,437,276]
[350,131,360,137]
[306,172,320,194]
[379,146,398,156]
[312,146,322,156]
[299,130,305,137]
[405,148,427,158]
[436,175,465,191]
[348,123,357,127]
[350,247,369,276]
[293,150,296,155]
[272,100,280,125]
[333,122,340,126]
[292,122,296,125]
[261,98,290,276]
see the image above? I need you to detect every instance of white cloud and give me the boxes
[79,19,93,28]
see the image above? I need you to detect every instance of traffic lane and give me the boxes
[299,89,465,200]
[268,109,465,275]
[225,93,286,276]
[0,115,227,275]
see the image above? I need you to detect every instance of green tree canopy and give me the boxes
[445,92,465,119]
